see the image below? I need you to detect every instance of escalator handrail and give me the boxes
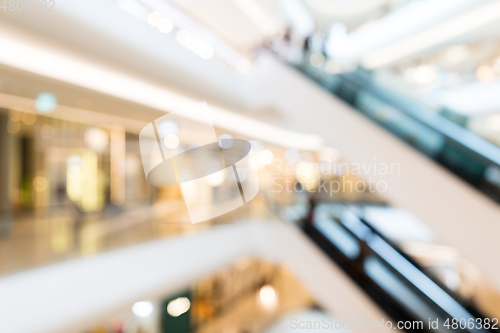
[342,72,500,167]
[309,208,489,333]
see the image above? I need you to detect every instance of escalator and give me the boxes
[255,53,500,302]
[301,203,495,333]
[295,65,500,204]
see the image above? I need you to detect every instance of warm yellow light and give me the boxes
[110,126,126,206]
[84,127,109,152]
[67,155,83,202]
[33,176,48,192]
[51,220,72,253]
[167,297,190,317]
[259,150,274,165]
[22,110,36,125]
[295,161,319,191]
[259,285,277,309]
[81,151,104,212]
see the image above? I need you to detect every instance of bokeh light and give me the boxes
[167,297,190,317]
[258,150,274,165]
[147,11,162,27]
[258,285,277,309]
[36,93,57,113]
[164,134,180,149]
[132,301,154,317]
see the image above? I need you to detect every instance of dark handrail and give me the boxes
[303,205,492,333]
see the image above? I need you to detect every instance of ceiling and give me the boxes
[166,0,287,54]
[2,0,500,136]
[0,1,325,150]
